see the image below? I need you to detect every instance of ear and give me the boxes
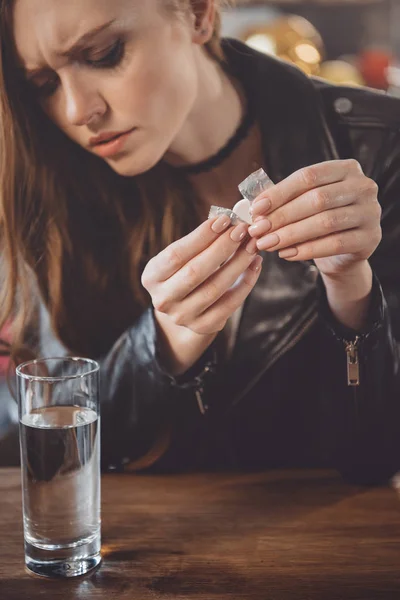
[188,0,216,45]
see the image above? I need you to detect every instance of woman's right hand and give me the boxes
[141,216,263,374]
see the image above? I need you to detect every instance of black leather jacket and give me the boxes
[1,39,400,484]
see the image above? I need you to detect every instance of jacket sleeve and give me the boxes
[95,308,217,472]
[317,130,400,485]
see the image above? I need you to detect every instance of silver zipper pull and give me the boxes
[345,337,360,386]
[195,388,208,415]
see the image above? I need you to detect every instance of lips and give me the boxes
[93,133,120,145]
[89,129,133,147]
[89,128,136,158]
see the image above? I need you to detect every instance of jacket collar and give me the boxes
[222,38,339,182]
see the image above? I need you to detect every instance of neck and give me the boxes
[188,121,264,219]
[163,47,245,168]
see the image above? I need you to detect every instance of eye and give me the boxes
[85,39,125,69]
[30,74,60,99]
[26,39,125,100]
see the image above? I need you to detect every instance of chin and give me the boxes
[107,141,169,178]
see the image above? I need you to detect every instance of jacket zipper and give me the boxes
[195,387,208,415]
[344,336,360,386]
[343,335,362,426]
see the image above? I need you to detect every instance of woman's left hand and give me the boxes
[248,159,382,277]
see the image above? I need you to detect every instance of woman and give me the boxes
[0,0,399,482]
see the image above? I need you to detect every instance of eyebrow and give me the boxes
[23,19,116,78]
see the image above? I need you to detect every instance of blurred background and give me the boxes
[221,0,400,95]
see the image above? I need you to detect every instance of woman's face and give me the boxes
[13,0,200,176]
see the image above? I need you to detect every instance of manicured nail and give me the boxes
[230,223,248,242]
[212,215,231,233]
[251,197,271,216]
[250,255,263,272]
[249,219,272,236]
[257,233,280,250]
[245,238,258,254]
[279,248,298,259]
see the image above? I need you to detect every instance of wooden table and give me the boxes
[1,468,400,599]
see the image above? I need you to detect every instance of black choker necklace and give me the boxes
[171,97,256,176]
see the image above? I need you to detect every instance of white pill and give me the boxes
[232,198,252,224]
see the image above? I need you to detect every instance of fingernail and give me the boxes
[257,233,280,250]
[249,219,272,236]
[279,248,298,259]
[251,197,271,216]
[212,215,231,233]
[245,238,258,254]
[230,223,248,242]
[250,255,263,272]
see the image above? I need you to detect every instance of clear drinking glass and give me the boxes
[16,357,101,578]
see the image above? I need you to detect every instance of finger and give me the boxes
[251,159,363,217]
[151,224,253,312]
[144,217,232,285]
[278,229,380,262]
[167,222,250,294]
[256,205,368,252]
[249,178,373,238]
[190,256,264,335]
[165,241,259,323]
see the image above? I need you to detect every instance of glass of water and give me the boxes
[16,357,101,578]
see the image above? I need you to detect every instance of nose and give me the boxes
[63,72,107,127]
